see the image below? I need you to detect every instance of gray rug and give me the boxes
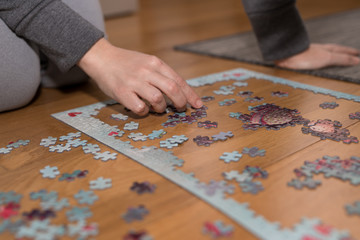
[175,9,360,84]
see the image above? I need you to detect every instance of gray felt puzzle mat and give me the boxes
[52,68,360,239]
[174,9,360,84]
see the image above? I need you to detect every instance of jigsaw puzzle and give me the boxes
[41,68,360,239]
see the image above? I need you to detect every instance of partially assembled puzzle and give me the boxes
[1,68,359,239]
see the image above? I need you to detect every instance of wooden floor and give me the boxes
[1,0,360,239]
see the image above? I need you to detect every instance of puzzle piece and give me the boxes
[244,96,264,103]
[242,147,266,157]
[7,139,30,148]
[22,209,56,221]
[147,129,166,140]
[0,147,12,154]
[237,91,253,97]
[40,137,57,147]
[211,131,234,141]
[66,207,92,222]
[233,81,248,87]
[82,143,101,154]
[345,201,360,216]
[198,120,218,129]
[122,205,149,223]
[302,119,358,144]
[49,143,72,153]
[0,202,20,220]
[67,139,87,148]
[67,220,98,239]
[219,98,237,106]
[201,96,215,102]
[196,180,234,197]
[287,178,322,190]
[159,140,178,149]
[222,170,252,183]
[130,181,156,194]
[349,111,360,120]
[244,166,268,179]
[193,135,214,146]
[39,166,60,179]
[123,230,153,240]
[271,91,288,97]
[319,101,339,109]
[89,177,112,190]
[59,170,88,181]
[16,219,65,239]
[124,121,139,130]
[40,198,70,211]
[59,132,81,141]
[219,151,242,163]
[128,132,148,141]
[239,181,264,194]
[213,89,233,95]
[74,190,98,205]
[167,135,188,144]
[30,190,57,202]
[111,113,128,121]
[93,151,117,161]
[203,220,233,238]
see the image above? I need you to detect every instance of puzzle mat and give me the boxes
[52,68,360,239]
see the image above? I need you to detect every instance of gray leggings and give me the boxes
[0,0,105,112]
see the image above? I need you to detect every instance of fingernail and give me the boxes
[196,99,203,108]
[353,57,360,64]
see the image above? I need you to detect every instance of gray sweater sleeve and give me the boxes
[0,0,104,72]
[242,0,310,61]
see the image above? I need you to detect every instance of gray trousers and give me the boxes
[0,0,105,112]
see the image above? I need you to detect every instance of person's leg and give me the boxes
[41,0,106,88]
[0,19,41,112]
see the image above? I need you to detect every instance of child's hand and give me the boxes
[78,38,203,116]
[275,43,360,70]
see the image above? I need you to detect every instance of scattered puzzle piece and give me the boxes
[218,99,236,106]
[123,230,153,240]
[22,209,56,221]
[233,81,248,87]
[239,181,264,194]
[219,151,242,163]
[74,190,98,205]
[319,101,339,109]
[349,112,360,120]
[82,143,101,154]
[128,132,148,141]
[147,129,166,140]
[159,140,178,149]
[203,220,233,238]
[287,177,322,190]
[244,96,264,103]
[242,147,266,157]
[212,131,233,141]
[130,182,156,195]
[271,91,288,97]
[93,151,117,161]
[122,205,149,223]
[222,170,252,183]
[40,137,57,147]
[237,91,253,97]
[59,170,88,181]
[124,121,139,131]
[89,177,112,190]
[40,198,70,211]
[198,120,218,129]
[30,190,57,202]
[66,207,92,222]
[201,96,215,102]
[0,202,20,220]
[111,113,128,121]
[345,201,360,216]
[49,143,72,153]
[7,139,30,148]
[193,135,214,147]
[39,166,60,179]
[0,147,12,154]
[59,132,81,141]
